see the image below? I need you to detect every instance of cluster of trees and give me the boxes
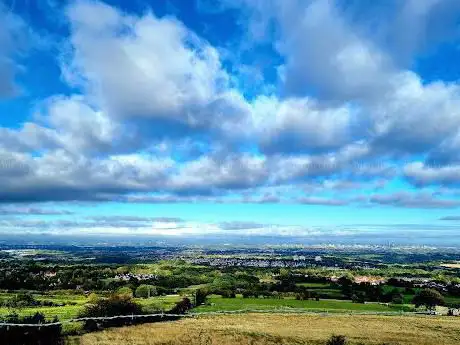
[0,261,220,293]
[80,294,192,331]
[337,277,405,303]
[0,292,72,308]
[116,284,158,298]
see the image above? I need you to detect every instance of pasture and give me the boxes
[195,296,412,313]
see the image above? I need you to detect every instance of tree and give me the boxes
[135,284,157,298]
[412,289,445,310]
[351,293,365,304]
[195,288,208,305]
[391,293,404,305]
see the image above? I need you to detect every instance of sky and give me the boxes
[1,0,460,246]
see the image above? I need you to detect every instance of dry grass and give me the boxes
[440,262,460,269]
[77,313,460,345]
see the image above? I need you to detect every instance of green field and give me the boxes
[195,296,412,313]
[0,294,186,320]
[295,282,333,288]
[0,305,82,320]
[135,295,185,312]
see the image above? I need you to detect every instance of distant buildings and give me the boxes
[114,273,157,281]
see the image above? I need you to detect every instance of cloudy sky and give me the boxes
[1,0,460,245]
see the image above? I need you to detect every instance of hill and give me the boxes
[76,313,460,345]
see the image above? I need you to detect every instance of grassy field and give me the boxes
[294,283,346,299]
[440,262,460,268]
[76,313,460,345]
[295,283,335,289]
[0,294,185,320]
[136,295,184,312]
[195,296,411,313]
[0,305,82,320]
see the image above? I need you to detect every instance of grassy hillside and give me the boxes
[77,313,460,345]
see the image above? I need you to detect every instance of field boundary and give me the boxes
[0,309,435,327]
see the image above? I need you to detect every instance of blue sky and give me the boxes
[1,0,460,245]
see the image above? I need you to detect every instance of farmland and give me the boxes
[0,244,459,344]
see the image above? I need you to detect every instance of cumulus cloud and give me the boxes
[274,0,394,101]
[0,148,174,202]
[1,0,460,213]
[250,95,352,154]
[404,162,460,187]
[369,191,460,209]
[369,72,460,154]
[62,0,246,135]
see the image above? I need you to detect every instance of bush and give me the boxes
[87,292,99,304]
[79,294,143,331]
[326,335,348,345]
[80,294,142,318]
[169,297,192,314]
[117,286,134,298]
[0,312,62,345]
[135,284,157,298]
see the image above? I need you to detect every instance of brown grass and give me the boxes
[440,262,460,269]
[77,313,460,345]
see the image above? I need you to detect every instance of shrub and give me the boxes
[326,335,348,345]
[169,297,192,314]
[79,294,143,331]
[87,292,99,304]
[117,286,134,298]
[80,294,142,318]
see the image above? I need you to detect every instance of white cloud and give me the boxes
[404,162,460,186]
[63,0,235,130]
[169,153,268,193]
[2,0,460,209]
[250,95,352,153]
[369,190,460,208]
[369,72,460,154]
